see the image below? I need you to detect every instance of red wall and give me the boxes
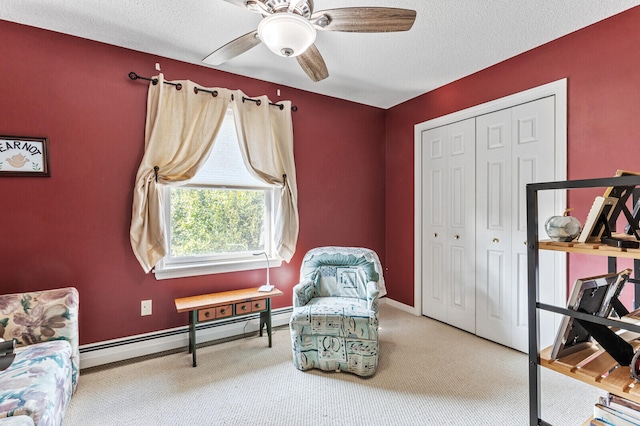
[385,6,640,306]
[4,6,639,345]
[0,20,386,344]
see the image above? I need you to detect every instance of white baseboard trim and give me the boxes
[383,297,419,316]
[79,308,292,369]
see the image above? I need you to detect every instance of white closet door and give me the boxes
[475,108,513,346]
[476,97,557,351]
[421,118,476,333]
[422,125,448,324]
[510,97,557,352]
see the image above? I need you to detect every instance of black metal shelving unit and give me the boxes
[527,175,640,425]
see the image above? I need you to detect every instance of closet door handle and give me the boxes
[454,235,460,240]
[493,238,500,243]
[433,233,438,238]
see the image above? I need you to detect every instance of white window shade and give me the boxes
[189,110,270,188]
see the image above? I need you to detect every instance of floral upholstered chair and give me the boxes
[289,247,386,377]
[0,287,79,425]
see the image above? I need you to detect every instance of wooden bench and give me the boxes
[175,287,283,367]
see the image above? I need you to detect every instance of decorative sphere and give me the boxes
[545,213,581,242]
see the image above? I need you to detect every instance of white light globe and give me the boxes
[258,13,316,58]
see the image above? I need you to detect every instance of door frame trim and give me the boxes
[414,78,568,316]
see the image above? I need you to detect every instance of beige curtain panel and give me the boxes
[130,74,299,273]
[232,96,299,262]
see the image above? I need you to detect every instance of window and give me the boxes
[154,108,281,279]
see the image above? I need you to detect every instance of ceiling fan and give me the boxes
[203,0,417,82]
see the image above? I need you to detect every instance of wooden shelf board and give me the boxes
[539,240,640,259]
[600,365,634,391]
[575,351,618,381]
[540,345,640,404]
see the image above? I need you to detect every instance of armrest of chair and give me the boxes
[0,287,79,390]
[366,281,381,311]
[292,280,317,307]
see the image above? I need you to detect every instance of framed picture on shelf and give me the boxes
[550,268,632,360]
[0,135,50,177]
[600,169,640,241]
[577,196,618,243]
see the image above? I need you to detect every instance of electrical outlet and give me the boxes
[141,300,152,316]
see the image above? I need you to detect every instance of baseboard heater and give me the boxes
[78,307,292,369]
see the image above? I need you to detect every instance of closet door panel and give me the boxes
[426,243,445,305]
[451,245,465,308]
[430,168,444,227]
[451,166,465,228]
[487,250,506,319]
[476,109,513,347]
[487,161,506,230]
[444,118,476,332]
[511,96,557,351]
[422,127,448,323]
[421,119,475,333]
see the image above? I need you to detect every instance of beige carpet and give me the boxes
[64,304,602,425]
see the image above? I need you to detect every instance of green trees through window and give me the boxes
[169,187,265,257]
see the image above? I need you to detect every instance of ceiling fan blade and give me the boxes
[296,44,329,82]
[203,30,260,65]
[311,7,416,32]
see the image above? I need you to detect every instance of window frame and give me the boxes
[154,183,282,280]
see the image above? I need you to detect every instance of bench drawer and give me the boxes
[235,302,251,314]
[251,300,266,312]
[198,308,217,322]
[216,305,232,318]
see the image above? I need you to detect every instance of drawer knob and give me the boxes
[255,303,261,309]
[241,305,247,311]
[220,309,226,315]
[204,311,211,318]
[493,238,499,243]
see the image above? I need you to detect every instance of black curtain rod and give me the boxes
[128,72,297,112]
[128,72,182,89]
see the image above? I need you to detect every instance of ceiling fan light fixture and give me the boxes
[257,13,316,58]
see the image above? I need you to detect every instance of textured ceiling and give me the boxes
[2,0,639,108]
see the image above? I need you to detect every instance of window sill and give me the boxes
[154,257,282,280]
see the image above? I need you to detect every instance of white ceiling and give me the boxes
[2,0,639,108]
